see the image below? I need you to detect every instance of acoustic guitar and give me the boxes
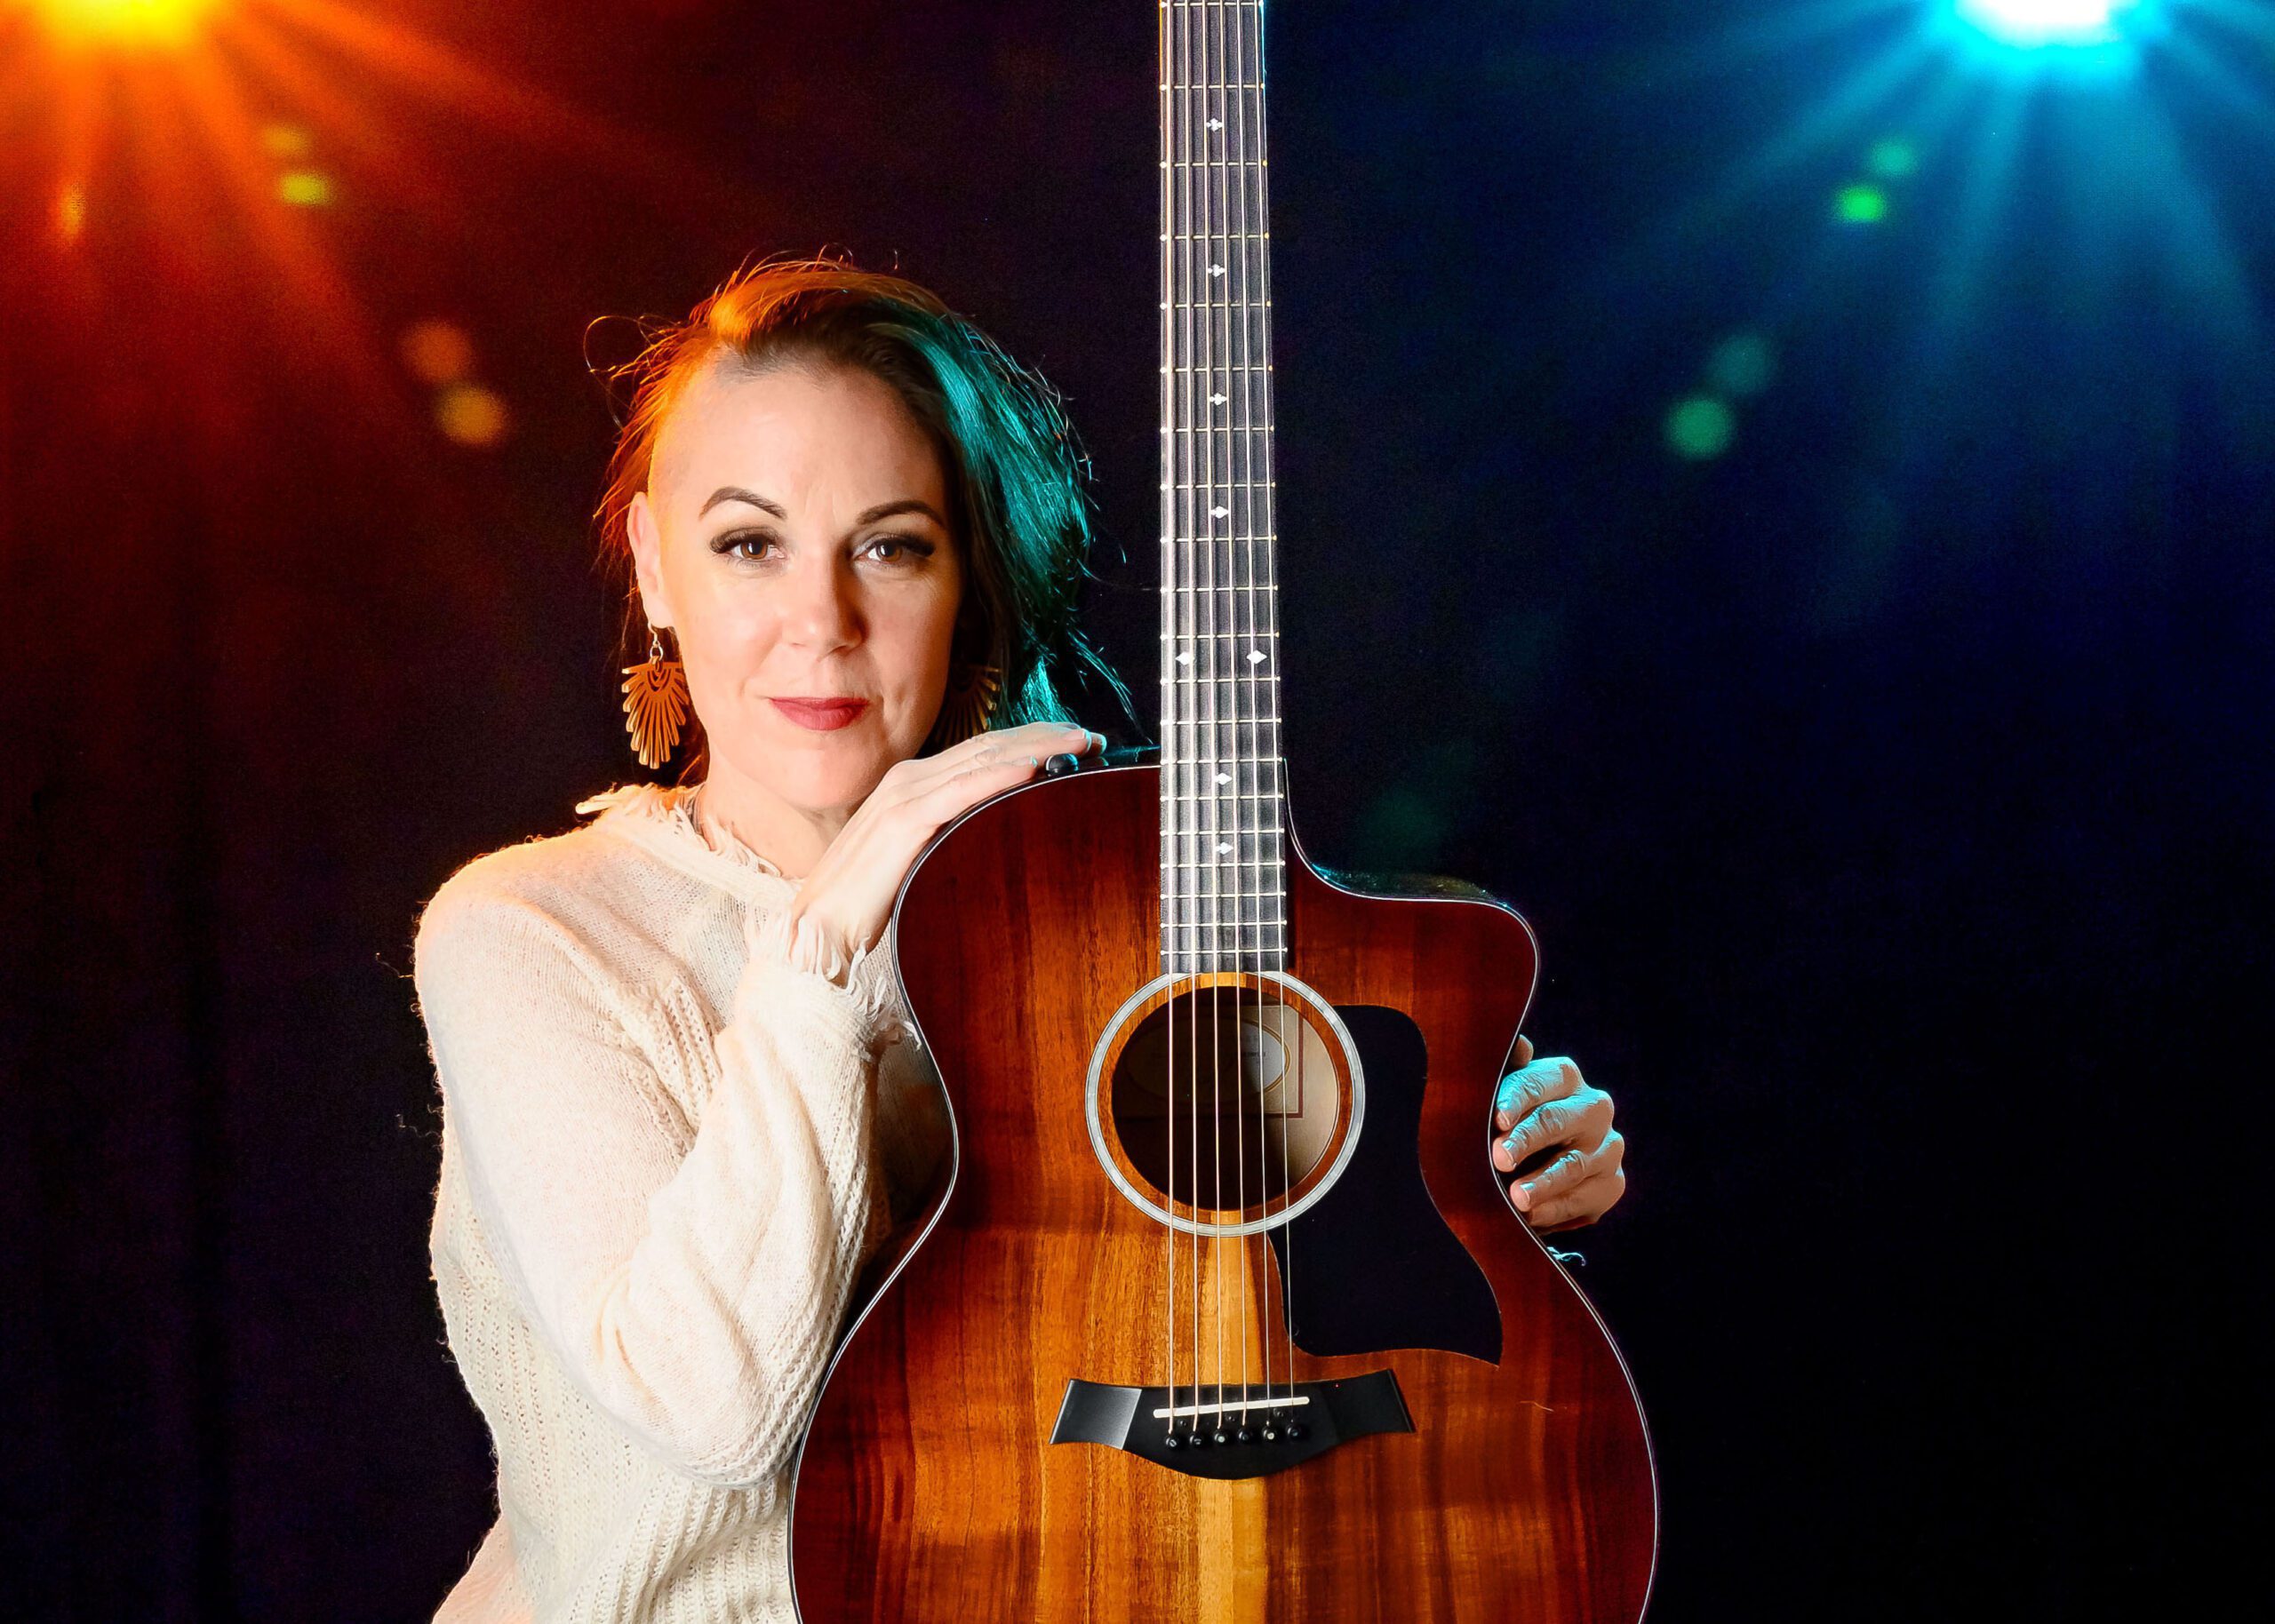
[789,4,1657,1616]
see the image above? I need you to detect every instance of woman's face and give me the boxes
[627,357,962,820]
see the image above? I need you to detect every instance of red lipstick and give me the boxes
[770,697,871,732]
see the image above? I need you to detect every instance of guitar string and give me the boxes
[1201,0,1256,1428]
[1157,0,1178,1437]
[1197,0,1232,1438]
[1225,0,1272,1416]
[1210,0,1257,1430]
[1183,0,1219,1446]
[1238,0,1303,1414]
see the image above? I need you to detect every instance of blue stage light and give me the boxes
[1954,0,2137,47]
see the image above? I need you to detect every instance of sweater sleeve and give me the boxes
[413,880,889,1491]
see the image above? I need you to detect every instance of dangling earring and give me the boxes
[620,623,690,768]
[932,661,1003,750]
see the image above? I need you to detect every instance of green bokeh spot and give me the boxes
[1664,395,1736,461]
[1706,331,1777,398]
[1867,139,1919,180]
[1834,183,1888,225]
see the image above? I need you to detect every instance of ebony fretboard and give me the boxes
[1159,0,1285,978]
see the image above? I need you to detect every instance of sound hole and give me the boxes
[1107,980,1338,1214]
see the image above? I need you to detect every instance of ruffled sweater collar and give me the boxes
[572,780,916,1048]
[572,781,800,902]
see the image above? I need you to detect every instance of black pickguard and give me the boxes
[1265,1004,1501,1364]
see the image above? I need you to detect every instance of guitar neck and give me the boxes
[1159,0,1288,979]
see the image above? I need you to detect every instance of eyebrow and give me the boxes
[698,487,949,530]
[699,486,786,518]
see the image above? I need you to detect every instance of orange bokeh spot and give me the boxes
[23,0,227,49]
[435,384,510,448]
[400,321,475,386]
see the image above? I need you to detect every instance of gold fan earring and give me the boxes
[934,662,1003,749]
[620,624,690,768]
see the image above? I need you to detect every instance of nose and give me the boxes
[780,550,862,653]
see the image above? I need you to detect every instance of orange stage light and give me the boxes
[22,0,228,50]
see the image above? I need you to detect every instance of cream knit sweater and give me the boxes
[412,780,950,1623]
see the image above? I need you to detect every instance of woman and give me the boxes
[411,259,1626,1622]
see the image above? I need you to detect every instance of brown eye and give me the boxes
[862,534,934,564]
[712,530,781,562]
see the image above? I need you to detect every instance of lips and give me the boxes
[770,697,871,732]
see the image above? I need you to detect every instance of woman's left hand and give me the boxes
[1489,1037,1625,1232]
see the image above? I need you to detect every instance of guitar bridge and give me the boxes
[1049,1372,1412,1481]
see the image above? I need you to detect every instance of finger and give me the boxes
[1007,720,1097,752]
[1493,1085,1613,1171]
[907,722,1087,786]
[1525,1166,1625,1230]
[914,748,1069,824]
[898,725,1077,798]
[1509,1129,1623,1210]
[1512,1033,1535,1070]
[1493,1055,1583,1132]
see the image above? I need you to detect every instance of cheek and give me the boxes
[678,593,778,682]
[874,587,961,703]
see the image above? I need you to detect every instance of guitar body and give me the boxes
[789,763,1656,1621]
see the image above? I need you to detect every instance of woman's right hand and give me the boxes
[785,720,1102,967]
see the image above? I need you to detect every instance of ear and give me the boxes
[626,490,677,628]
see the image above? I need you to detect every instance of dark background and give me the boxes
[4,0,2267,1617]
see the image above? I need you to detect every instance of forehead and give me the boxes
[649,354,946,513]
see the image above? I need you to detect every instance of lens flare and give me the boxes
[1834,183,1890,225]
[275,169,333,207]
[1954,0,2136,47]
[1706,332,1779,398]
[22,0,227,49]
[401,322,476,386]
[1665,397,1737,461]
[435,384,510,448]
[1867,139,1920,179]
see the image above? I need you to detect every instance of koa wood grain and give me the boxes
[789,764,1657,1621]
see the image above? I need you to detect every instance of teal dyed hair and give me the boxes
[595,255,1131,776]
